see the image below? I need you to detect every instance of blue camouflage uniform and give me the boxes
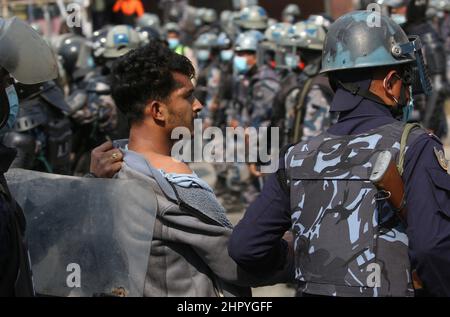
[229,84,450,296]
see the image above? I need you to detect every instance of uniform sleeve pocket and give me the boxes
[427,168,450,219]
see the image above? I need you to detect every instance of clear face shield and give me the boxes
[392,36,433,96]
[277,45,303,71]
[0,17,58,84]
[259,43,302,71]
[256,41,277,68]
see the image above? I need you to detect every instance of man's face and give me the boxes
[167,31,180,40]
[165,72,203,133]
[236,51,257,67]
[391,6,407,15]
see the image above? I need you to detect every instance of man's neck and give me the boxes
[128,123,172,157]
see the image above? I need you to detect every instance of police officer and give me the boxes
[55,33,94,93]
[269,21,336,146]
[264,22,300,146]
[292,21,337,143]
[193,32,221,126]
[229,11,450,297]
[230,30,280,202]
[164,22,198,77]
[307,13,334,31]
[69,25,140,174]
[427,0,450,81]
[136,13,161,30]
[282,4,301,24]
[235,5,269,33]
[0,16,58,296]
[2,80,73,175]
[380,0,449,138]
[195,8,222,38]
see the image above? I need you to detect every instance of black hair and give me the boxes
[111,41,195,124]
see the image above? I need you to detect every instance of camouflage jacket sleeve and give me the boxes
[302,85,335,141]
[229,158,294,282]
[249,78,280,127]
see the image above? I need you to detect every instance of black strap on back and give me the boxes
[276,143,294,196]
[338,81,386,105]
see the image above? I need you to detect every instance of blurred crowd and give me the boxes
[1,0,449,209]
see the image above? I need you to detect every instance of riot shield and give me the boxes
[5,169,157,297]
[0,17,58,84]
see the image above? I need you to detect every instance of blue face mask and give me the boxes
[87,56,95,68]
[220,50,234,62]
[403,86,414,122]
[197,49,210,62]
[5,85,19,129]
[284,54,299,70]
[168,38,180,50]
[233,55,248,74]
[391,14,407,25]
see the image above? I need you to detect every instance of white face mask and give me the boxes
[5,85,19,129]
[391,14,407,25]
[284,54,300,70]
[168,38,180,50]
[402,85,415,122]
[233,55,248,74]
[197,49,211,62]
[220,50,234,62]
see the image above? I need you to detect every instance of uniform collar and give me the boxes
[0,143,17,174]
[338,98,395,122]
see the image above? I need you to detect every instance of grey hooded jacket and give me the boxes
[114,142,291,296]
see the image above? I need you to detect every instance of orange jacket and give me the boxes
[113,0,144,17]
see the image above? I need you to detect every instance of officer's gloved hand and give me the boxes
[90,141,123,178]
[97,96,119,133]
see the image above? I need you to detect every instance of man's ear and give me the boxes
[383,70,399,92]
[145,100,167,122]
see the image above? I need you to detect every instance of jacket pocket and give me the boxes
[427,168,450,219]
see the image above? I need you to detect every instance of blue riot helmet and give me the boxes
[262,22,296,69]
[194,32,218,62]
[427,0,450,17]
[379,0,429,24]
[282,4,301,24]
[195,8,207,27]
[234,30,263,73]
[307,13,334,31]
[103,25,141,59]
[203,8,218,25]
[217,32,234,62]
[232,0,259,10]
[428,0,450,11]
[321,11,432,97]
[235,5,268,31]
[289,21,326,71]
[136,13,161,29]
[136,26,163,45]
[57,34,93,80]
[235,30,262,52]
[91,27,110,62]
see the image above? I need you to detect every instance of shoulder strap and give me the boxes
[292,78,314,143]
[276,143,294,196]
[397,123,422,176]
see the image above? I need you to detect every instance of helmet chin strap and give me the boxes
[384,76,409,119]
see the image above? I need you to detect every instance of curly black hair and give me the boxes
[111,41,195,124]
